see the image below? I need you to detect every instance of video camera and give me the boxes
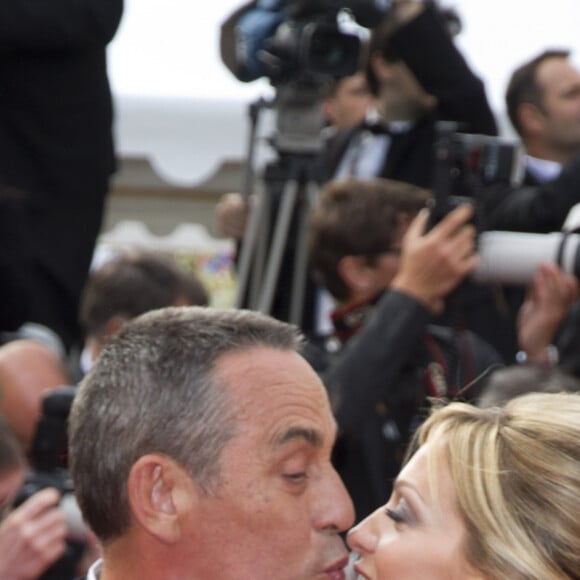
[14,386,86,580]
[221,0,391,156]
[220,0,392,85]
[430,122,580,286]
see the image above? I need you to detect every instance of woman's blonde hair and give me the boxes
[416,392,580,579]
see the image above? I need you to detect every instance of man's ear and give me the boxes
[127,454,199,545]
[518,102,546,136]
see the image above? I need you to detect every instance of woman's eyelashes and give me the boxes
[385,498,415,525]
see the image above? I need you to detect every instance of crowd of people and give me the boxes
[3,0,580,578]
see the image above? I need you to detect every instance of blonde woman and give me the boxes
[348,392,580,579]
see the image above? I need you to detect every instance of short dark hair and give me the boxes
[505,49,570,136]
[309,178,430,301]
[69,306,302,543]
[80,249,209,340]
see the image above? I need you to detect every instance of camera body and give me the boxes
[429,121,524,229]
[13,386,86,580]
[220,0,391,85]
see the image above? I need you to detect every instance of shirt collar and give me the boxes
[363,107,413,135]
[525,155,562,183]
[331,292,383,342]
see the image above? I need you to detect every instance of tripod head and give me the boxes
[269,79,327,156]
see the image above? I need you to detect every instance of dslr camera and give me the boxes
[430,122,580,286]
[14,386,86,580]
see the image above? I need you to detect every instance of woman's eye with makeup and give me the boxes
[385,499,414,524]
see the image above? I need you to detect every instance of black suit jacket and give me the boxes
[482,153,580,233]
[0,1,123,206]
[0,2,124,343]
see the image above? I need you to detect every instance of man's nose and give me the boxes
[314,466,355,533]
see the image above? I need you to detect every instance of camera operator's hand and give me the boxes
[517,262,579,362]
[391,203,479,314]
[390,0,425,25]
[215,192,250,241]
[0,487,67,580]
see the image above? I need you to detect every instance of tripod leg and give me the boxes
[248,186,273,310]
[234,96,271,310]
[288,181,318,325]
[234,178,271,309]
[257,179,300,315]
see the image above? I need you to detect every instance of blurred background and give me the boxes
[100,0,580,304]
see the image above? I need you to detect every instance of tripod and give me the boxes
[235,82,326,326]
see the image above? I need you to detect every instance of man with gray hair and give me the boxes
[69,306,354,579]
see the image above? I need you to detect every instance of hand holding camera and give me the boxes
[391,203,479,314]
[0,487,67,580]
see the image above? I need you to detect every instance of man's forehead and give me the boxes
[538,58,580,88]
[216,346,323,394]
[214,347,337,447]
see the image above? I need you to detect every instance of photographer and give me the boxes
[307,177,501,521]
[0,417,67,579]
[473,49,580,364]
[483,49,580,233]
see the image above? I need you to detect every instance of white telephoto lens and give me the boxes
[473,231,580,286]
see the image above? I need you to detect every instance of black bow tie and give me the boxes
[362,120,393,136]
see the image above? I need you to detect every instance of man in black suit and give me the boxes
[322,0,497,184]
[0,2,124,351]
[482,48,580,232]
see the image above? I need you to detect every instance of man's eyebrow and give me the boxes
[272,426,323,448]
